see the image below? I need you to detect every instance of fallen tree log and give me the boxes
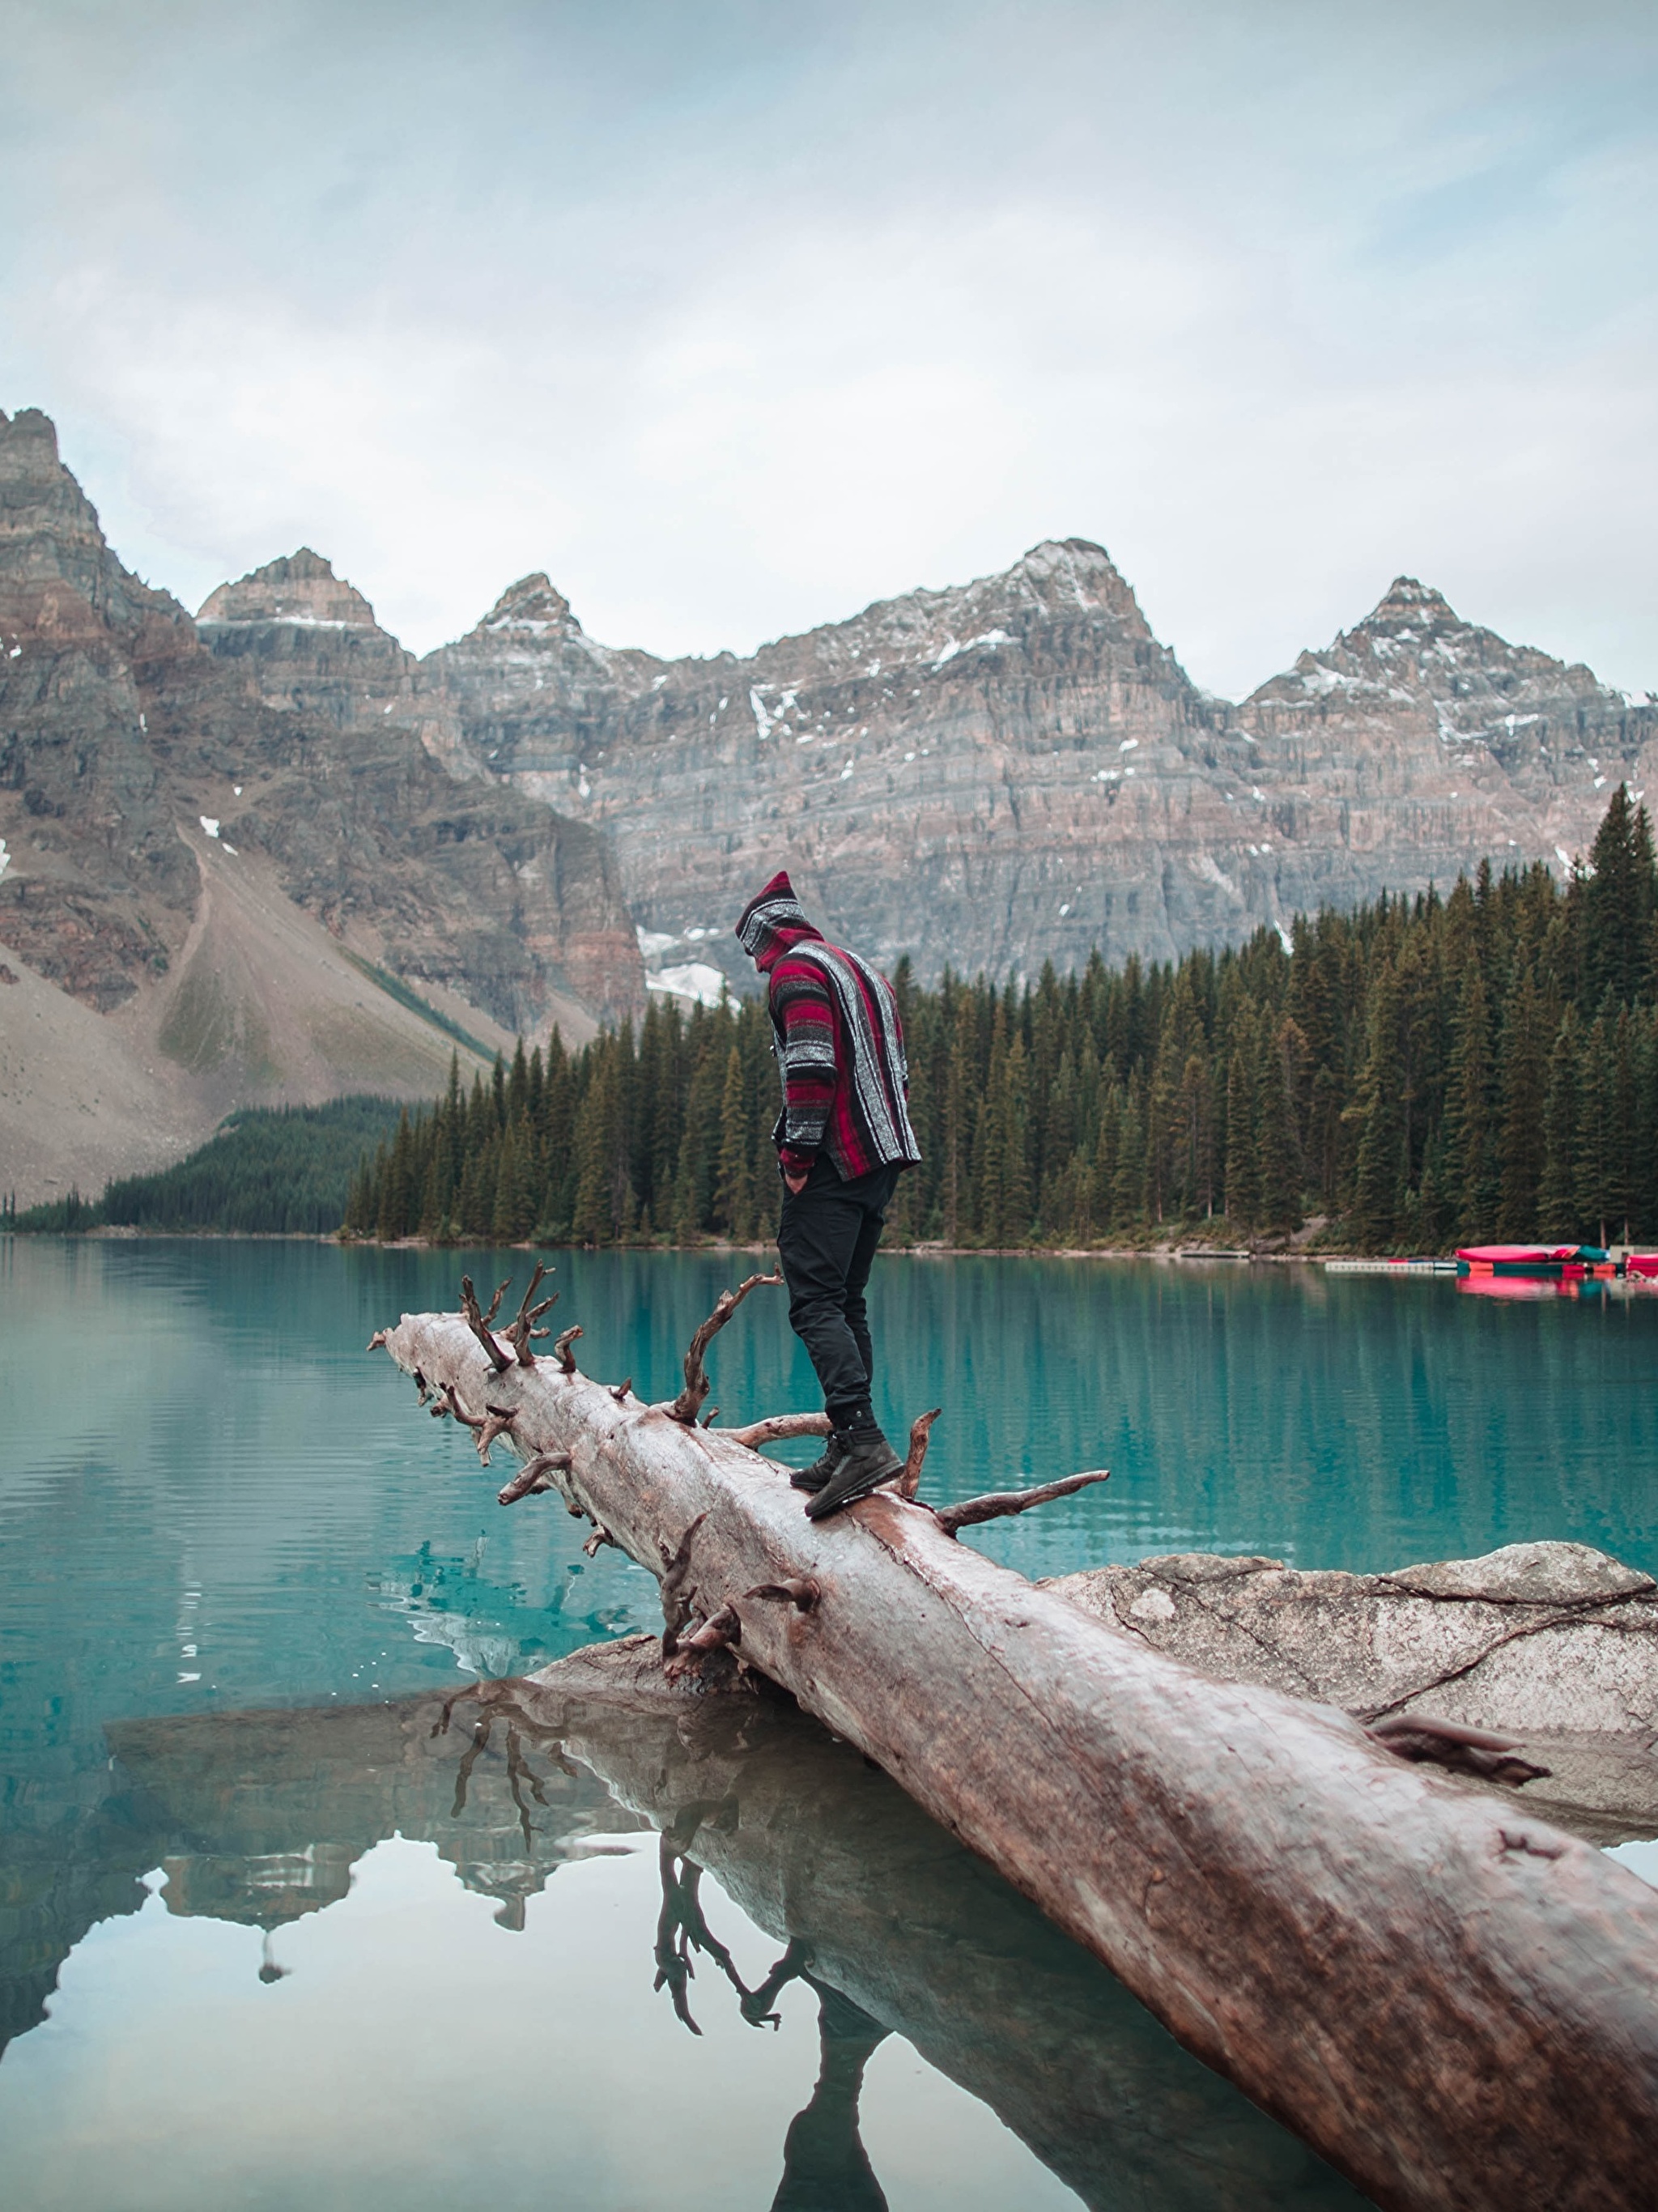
[374,1283,1658,2212]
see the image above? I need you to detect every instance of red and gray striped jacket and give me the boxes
[735,872,920,1180]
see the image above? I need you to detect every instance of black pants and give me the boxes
[775,1157,902,1431]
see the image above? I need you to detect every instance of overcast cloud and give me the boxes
[2,0,1654,696]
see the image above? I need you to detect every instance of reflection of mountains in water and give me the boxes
[368,1534,648,1681]
[13,1638,1361,2212]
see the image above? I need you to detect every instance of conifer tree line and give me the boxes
[344,788,1658,1253]
[4,1099,407,1236]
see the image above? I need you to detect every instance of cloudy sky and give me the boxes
[2,0,1654,696]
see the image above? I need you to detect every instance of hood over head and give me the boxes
[735,870,823,967]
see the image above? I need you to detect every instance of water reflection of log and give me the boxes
[106,1646,1360,2212]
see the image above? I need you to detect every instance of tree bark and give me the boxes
[376,1306,1658,2212]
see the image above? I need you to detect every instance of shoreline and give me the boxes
[2,1224,1398,1264]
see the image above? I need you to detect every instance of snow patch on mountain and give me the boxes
[648,962,728,1006]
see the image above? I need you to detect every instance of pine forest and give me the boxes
[342,789,1658,1255]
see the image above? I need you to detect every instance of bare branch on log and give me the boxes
[667,1271,784,1424]
[460,1275,513,1373]
[367,1328,388,1351]
[1367,1714,1552,1788]
[440,1381,484,1431]
[745,1578,821,1613]
[664,1602,742,1681]
[496,1451,572,1507]
[552,1325,583,1374]
[891,1408,943,1499]
[583,1524,619,1559]
[931,1469,1111,1538]
[610,1378,633,1403]
[474,1406,517,1465]
[482,1278,509,1325]
[701,1408,720,1428]
[725,1411,832,1451]
[504,1261,557,1365]
[687,1602,742,1651]
[658,1512,708,1657]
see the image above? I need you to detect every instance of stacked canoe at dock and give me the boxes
[1326,1247,1658,1284]
[1458,1245,1628,1280]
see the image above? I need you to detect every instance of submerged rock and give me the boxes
[1044,1541,1658,1843]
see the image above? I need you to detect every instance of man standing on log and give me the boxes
[736,870,920,1519]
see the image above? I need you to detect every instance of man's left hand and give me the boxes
[782,1167,809,1196]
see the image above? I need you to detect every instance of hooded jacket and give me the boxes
[735,871,920,1180]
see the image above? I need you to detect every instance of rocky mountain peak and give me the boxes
[197,550,379,632]
[1320,576,1626,715]
[425,571,650,792]
[1,407,99,617]
[475,573,582,637]
[1242,564,1655,814]
[0,406,68,485]
[1362,576,1460,634]
[1,406,190,654]
[735,535,1156,698]
[1009,536,1145,622]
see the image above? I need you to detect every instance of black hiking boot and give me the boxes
[804,1427,904,1521]
[790,1431,848,1494]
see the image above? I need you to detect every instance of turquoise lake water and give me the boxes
[3,1236,1656,2210]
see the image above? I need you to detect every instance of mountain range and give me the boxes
[447,540,1653,999]
[2,403,1652,1202]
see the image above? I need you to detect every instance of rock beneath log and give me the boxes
[1044,1542,1658,1843]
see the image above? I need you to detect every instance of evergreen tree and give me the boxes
[491,1114,539,1242]
[1256,1017,1303,1233]
[1222,1021,1258,1230]
[1112,1075,1146,1228]
[1584,786,1656,1011]
[572,1042,621,1243]
[1445,966,1498,1239]
[714,1044,755,1236]
[1575,1017,1613,1242]
[940,993,976,1244]
[1608,1007,1639,1241]
[994,1032,1034,1242]
[1177,1051,1217,1220]
[377,1112,417,1241]
[1349,963,1407,1248]
[1495,967,1548,1236]
[1537,1009,1582,1239]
